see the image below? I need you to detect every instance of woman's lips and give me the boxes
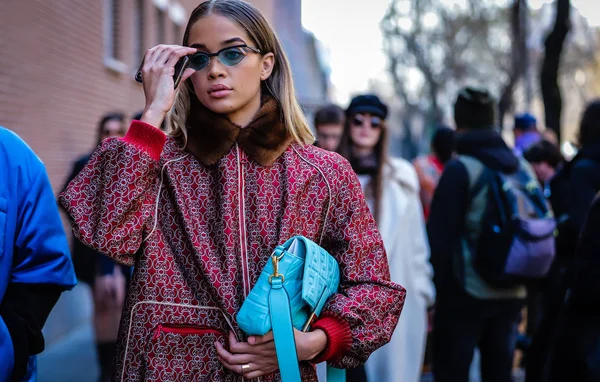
[208,84,232,99]
[208,89,233,99]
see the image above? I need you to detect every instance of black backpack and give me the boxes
[461,156,557,288]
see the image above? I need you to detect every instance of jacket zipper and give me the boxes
[153,324,224,341]
[236,144,251,297]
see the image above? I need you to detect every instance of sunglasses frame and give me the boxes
[189,44,262,71]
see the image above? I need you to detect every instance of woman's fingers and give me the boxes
[143,45,195,75]
[179,67,196,86]
[215,341,252,365]
[142,45,165,70]
[248,331,274,345]
[165,47,197,67]
[216,353,243,375]
[243,365,278,380]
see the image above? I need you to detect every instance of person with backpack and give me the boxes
[428,87,555,382]
[338,94,435,382]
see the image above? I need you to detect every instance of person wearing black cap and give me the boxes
[338,94,435,382]
[427,87,529,382]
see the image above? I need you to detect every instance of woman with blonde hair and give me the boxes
[60,1,405,380]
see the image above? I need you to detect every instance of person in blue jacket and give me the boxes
[0,126,76,381]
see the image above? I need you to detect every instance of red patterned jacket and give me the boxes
[60,115,405,381]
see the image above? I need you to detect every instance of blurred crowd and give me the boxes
[310,88,600,382]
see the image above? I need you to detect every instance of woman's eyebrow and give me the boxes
[222,37,246,45]
[189,37,246,50]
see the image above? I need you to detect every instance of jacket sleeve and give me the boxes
[427,160,469,294]
[567,160,599,234]
[59,121,166,265]
[313,159,406,368]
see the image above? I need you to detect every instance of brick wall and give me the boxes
[0,0,280,194]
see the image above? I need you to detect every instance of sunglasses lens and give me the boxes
[219,47,246,66]
[352,116,363,126]
[371,118,381,128]
[189,53,209,70]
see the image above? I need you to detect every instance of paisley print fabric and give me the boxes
[60,121,406,381]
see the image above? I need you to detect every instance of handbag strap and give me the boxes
[269,277,346,382]
[269,277,302,382]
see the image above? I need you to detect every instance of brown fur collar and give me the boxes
[185,95,293,167]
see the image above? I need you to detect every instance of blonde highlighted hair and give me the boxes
[167,0,314,145]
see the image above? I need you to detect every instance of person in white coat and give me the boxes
[338,94,436,382]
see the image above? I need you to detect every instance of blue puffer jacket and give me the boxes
[0,127,76,381]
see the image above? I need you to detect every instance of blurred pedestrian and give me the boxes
[547,192,600,382]
[526,100,600,382]
[339,94,435,382]
[513,112,541,156]
[524,139,564,198]
[60,1,405,380]
[0,126,76,381]
[61,112,131,382]
[413,125,455,220]
[428,87,539,382]
[314,104,345,152]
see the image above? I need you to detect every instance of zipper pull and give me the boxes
[153,324,163,341]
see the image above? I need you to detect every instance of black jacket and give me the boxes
[550,141,600,259]
[427,129,519,294]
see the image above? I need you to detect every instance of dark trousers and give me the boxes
[433,278,523,382]
[346,364,368,382]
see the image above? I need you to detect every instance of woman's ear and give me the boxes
[260,53,275,81]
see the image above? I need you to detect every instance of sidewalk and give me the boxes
[37,284,98,382]
[37,322,98,382]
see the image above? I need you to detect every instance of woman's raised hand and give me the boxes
[140,44,197,128]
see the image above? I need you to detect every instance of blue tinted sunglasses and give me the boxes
[189,44,262,70]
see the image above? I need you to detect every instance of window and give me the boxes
[104,0,127,72]
[133,0,146,67]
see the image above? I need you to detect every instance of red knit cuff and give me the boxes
[122,120,166,161]
[310,316,352,364]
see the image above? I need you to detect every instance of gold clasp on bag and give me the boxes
[268,252,285,284]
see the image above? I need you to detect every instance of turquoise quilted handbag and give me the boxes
[236,236,346,382]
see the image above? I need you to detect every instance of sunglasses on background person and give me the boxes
[351,114,383,129]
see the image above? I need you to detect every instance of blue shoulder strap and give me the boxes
[269,278,302,381]
[269,277,346,382]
